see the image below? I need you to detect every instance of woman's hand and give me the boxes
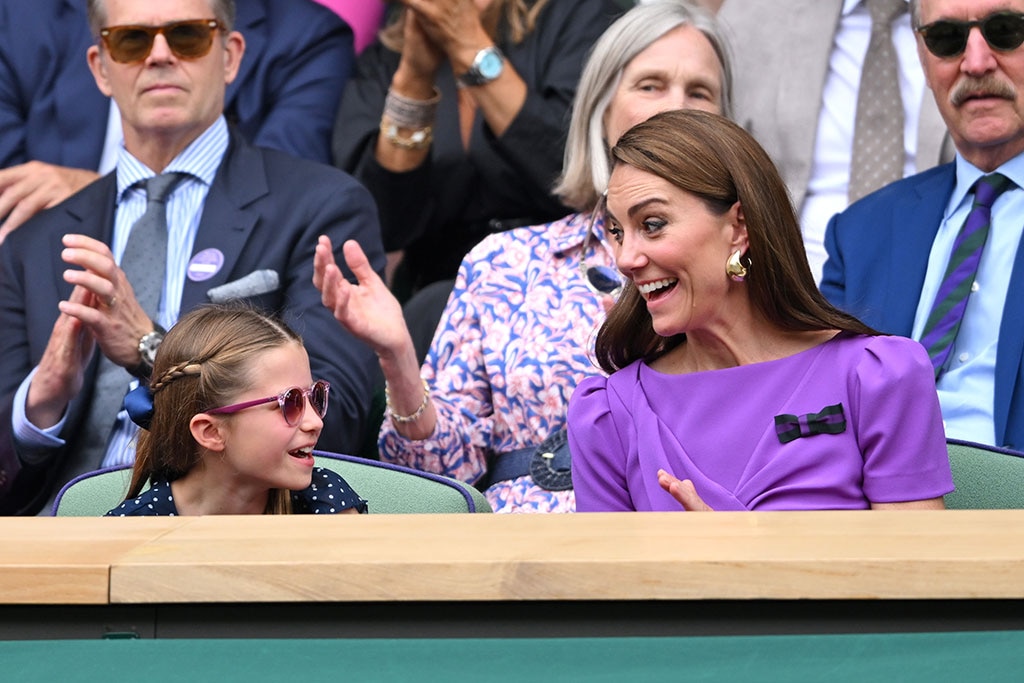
[401,0,490,62]
[657,469,714,512]
[314,235,435,439]
[313,236,414,359]
[394,9,445,92]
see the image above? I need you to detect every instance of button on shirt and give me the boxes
[13,116,229,466]
[911,154,1024,444]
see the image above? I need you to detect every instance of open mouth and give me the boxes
[289,447,315,463]
[638,278,678,301]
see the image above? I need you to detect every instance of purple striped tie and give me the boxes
[919,173,1012,379]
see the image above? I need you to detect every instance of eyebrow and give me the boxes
[605,196,668,226]
[626,197,669,218]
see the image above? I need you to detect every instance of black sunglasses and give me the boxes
[100,19,223,64]
[207,380,330,427]
[916,11,1024,58]
[578,193,624,297]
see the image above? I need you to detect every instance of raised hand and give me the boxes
[57,233,154,369]
[26,285,98,429]
[313,235,414,358]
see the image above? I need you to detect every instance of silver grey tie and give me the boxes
[848,0,907,202]
[121,172,186,318]
[78,173,186,472]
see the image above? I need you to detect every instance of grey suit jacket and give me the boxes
[717,0,953,211]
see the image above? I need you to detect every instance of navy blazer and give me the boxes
[0,0,354,168]
[0,128,386,515]
[821,163,1024,451]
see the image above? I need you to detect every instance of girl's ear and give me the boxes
[190,413,227,452]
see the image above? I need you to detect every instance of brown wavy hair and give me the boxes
[594,109,877,374]
[127,303,303,515]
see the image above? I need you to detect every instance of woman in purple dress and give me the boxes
[567,110,954,512]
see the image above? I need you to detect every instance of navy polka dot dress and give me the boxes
[105,467,367,515]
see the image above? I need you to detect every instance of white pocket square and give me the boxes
[206,269,280,303]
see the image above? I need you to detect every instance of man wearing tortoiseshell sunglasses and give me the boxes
[0,0,355,242]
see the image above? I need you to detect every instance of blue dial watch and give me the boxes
[457,46,505,87]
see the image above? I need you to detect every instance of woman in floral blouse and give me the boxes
[314,1,734,512]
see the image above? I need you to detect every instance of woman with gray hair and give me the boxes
[315,0,734,513]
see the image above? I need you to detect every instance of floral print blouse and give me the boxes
[378,211,614,513]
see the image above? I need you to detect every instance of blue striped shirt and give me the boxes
[14,117,230,469]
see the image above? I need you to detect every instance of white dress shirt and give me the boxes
[802,0,924,283]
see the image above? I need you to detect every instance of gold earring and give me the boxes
[726,250,749,282]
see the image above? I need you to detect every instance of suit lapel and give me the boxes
[179,131,267,312]
[880,165,956,335]
[995,222,1024,446]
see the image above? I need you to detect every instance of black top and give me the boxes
[333,0,623,289]
[105,467,368,515]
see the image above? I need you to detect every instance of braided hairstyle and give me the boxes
[127,303,302,514]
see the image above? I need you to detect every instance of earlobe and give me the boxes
[190,414,227,452]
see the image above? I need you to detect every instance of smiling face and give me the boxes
[603,24,724,147]
[917,0,1024,170]
[86,0,244,167]
[605,164,748,338]
[203,342,322,494]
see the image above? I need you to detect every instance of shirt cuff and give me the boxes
[12,367,67,464]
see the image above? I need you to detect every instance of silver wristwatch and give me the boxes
[130,324,165,379]
[456,46,505,87]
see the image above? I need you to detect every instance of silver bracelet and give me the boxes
[384,86,441,130]
[386,378,431,424]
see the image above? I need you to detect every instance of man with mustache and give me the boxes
[822,0,1024,451]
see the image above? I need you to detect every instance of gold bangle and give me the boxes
[380,117,433,150]
[386,378,430,424]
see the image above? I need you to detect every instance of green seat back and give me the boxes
[52,466,134,517]
[313,452,492,514]
[52,453,491,516]
[945,439,1024,509]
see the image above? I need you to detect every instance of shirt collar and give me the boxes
[116,116,229,202]
[949,151,1024,218]
[549,210,604,256]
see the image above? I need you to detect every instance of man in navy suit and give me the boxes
[0,0,385,515]
[0,0,354,241]
[822,0,1024,450]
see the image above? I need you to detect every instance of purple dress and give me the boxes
[567,333,954,511]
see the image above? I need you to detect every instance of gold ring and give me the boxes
[106,296,117,308]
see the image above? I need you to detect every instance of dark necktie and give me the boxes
[919,173,1012,379]
[848,0,907,202]
[79,172,187,471]
[121,172,186,318]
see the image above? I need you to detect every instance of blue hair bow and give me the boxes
[124,384,155,430]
